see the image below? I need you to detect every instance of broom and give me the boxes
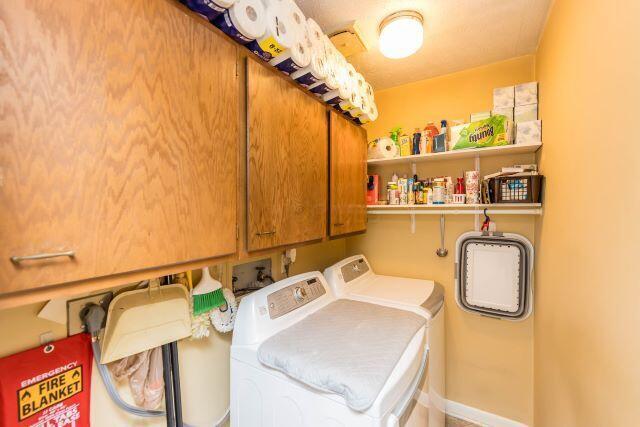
[192,267,227,315]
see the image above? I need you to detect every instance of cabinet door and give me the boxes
[0,0,238,293]
[329,111,367,236]
[247,60,328,251]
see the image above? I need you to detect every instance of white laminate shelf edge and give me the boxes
[367,204,542,216]
[367,142,542,166]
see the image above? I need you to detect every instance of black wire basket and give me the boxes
[487,175,543,203]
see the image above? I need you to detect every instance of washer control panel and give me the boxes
[340,257,370,283]
[267,277,326,319]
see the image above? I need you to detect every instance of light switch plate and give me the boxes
[66,292,112,336]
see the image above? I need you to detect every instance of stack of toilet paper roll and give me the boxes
[368,137,398,160]
[186,0,378,123]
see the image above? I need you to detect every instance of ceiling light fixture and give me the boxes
[378,11,424,59]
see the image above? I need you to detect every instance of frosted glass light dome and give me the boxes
[378,11,424,59]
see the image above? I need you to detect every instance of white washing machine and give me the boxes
[231,271,431,427]
[324,255,446,427]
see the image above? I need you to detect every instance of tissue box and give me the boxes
[451,116,513,150]
[515,82,538,106]
[515,104,538,122]
[492,107,514,121]
[470,111,491,122]
[493,86,515,108]
[516,120,542,144]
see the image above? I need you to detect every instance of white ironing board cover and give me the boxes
[257,299,425,412]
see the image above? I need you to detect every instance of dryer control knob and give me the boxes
[293,286,307,302]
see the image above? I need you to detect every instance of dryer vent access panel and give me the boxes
[455,232,534,320]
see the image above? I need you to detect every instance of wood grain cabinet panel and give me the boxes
[0,0,238,293]
[246,60,328,251]
[329,111,367,236]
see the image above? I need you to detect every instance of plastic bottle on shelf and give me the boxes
[408,176,415,204]
[415,181,423,204]
[412,129,421,155]
[424,122,440,153]
[455,177,465,194]
[419,132,428,154]
[440,120,448,143]
[425,179,434,205]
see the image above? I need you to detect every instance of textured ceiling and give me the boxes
[296,0,551,90]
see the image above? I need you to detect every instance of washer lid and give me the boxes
[353,275,440,313]
[324,255,443,319]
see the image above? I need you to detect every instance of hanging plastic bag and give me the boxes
[109,350,148,382]
[143,347,164,409]
[0,334,93,427]
[127,350,150,406]
[108,348,163,410]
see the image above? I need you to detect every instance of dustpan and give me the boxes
[100,279,191,363]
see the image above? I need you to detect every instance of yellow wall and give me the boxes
[350,56,537,424]
[0,239,345,427]
[534,1,640,425]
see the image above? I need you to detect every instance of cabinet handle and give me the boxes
[256,230,276,236]
[334,223,345,226]
[11,250,75,264]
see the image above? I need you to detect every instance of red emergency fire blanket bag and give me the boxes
[0,333,93,427]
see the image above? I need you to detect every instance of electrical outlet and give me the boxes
[281,249,297,275]
[66,292,112,336]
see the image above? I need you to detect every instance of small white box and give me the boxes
[493,86,515,108]
[516,120,542,144]
[514,104,538,122]
[491,107,514,121]
[515,82,538,106]
[470,111,491,122]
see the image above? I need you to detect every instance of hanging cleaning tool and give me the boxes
[436,214,448,257]
[481,208,492,232]
[192,267,227,315]
[100,279,191,364]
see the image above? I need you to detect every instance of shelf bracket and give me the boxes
[474,154,481,231]
[410,213,416,234]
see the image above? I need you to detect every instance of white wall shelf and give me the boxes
[367,142,542,166]
[367,203,542,216]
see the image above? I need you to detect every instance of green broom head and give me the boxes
[192,287,226,316]
[192,267,227,316]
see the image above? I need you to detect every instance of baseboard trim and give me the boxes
[415,391,528,427]
[415,389,430,408]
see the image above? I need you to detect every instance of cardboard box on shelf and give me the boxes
[492,107,514,121]
[398,134,411,156]
[493,86,515,108]
[470,111,491,122]
[516,120,542,144]
[515,104,538,122]
[515,82,538,106]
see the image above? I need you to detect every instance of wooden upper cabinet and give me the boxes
[329,111,368,236]
[247,60,328,251]
[0,0,239,293]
